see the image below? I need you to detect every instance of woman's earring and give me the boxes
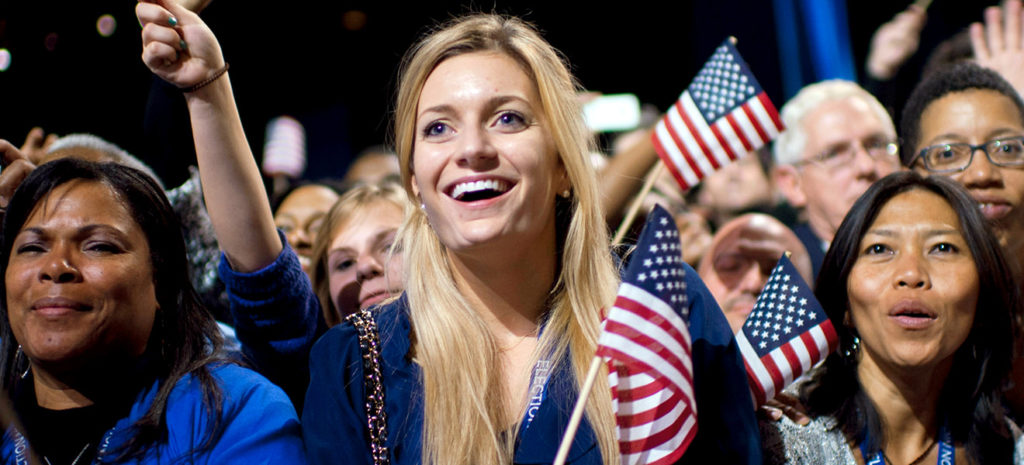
[15,345,30,379]
[842,335,860,360]
[559,189,571,199]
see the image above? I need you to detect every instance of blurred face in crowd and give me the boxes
[410,52,566,256]
[913,89,1024,262]
[697,151,773,222]
[274,184,339,274]
[6,181,158,376]
[847,189,977,374]
[343,152,400,185]
[326,201,405,318]
[698,214,812,333]
[776,96,900,243]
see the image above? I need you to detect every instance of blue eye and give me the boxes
[424,122,450,137]
[495,111,527,130]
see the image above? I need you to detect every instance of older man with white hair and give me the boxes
[772,80,902,279]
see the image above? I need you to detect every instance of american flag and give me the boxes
[735,254,837,407]
[597,205,696,465]
[652,38,784,191]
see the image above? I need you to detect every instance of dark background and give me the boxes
[0,1,997,187]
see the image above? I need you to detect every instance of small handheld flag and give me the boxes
[735,254,837,406]
[652,38,784,191]
[597,205,697,465]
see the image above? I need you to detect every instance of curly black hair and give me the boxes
[900,62,1024,166]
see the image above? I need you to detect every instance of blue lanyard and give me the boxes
[521,356,553,432]
[12,427,116,465]
[860,424,954,465]
[519,322,553,436]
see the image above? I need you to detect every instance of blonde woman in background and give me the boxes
[309,182,408,326]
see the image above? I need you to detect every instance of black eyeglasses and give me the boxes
[913,136,1024,173]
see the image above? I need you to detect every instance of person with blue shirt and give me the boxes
[300,13,760,465]
[0,158,306,464]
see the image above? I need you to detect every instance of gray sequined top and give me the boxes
[761,416,1024,464]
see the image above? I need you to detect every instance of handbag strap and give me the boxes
[346,308,390,465]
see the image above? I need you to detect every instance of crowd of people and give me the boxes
[4,0,1024,463]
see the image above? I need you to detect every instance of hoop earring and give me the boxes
[15,345,30,379]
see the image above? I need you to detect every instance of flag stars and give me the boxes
[637,273,647,282]
[643,259,652,268]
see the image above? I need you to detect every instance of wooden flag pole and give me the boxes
[612,163,665,245]
[553,356,604,465]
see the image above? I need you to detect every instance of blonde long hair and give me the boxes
[393,14,620,465]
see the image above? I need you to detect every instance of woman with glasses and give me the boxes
[900,61,1024,420]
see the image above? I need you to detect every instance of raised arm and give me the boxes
[137,0,280,272]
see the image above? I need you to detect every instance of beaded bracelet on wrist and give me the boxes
[181,63,230,93]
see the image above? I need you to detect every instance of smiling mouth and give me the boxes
[449,179,511,202]
[977,202,1012,220]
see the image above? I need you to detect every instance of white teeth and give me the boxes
[450,179,509,200]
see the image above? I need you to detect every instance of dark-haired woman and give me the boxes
[762,172,1022,463]
[0,159,306,464]
[901,61,1024,422]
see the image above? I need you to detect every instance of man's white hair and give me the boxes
[772,80,894,166]
[47,133,164,189]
